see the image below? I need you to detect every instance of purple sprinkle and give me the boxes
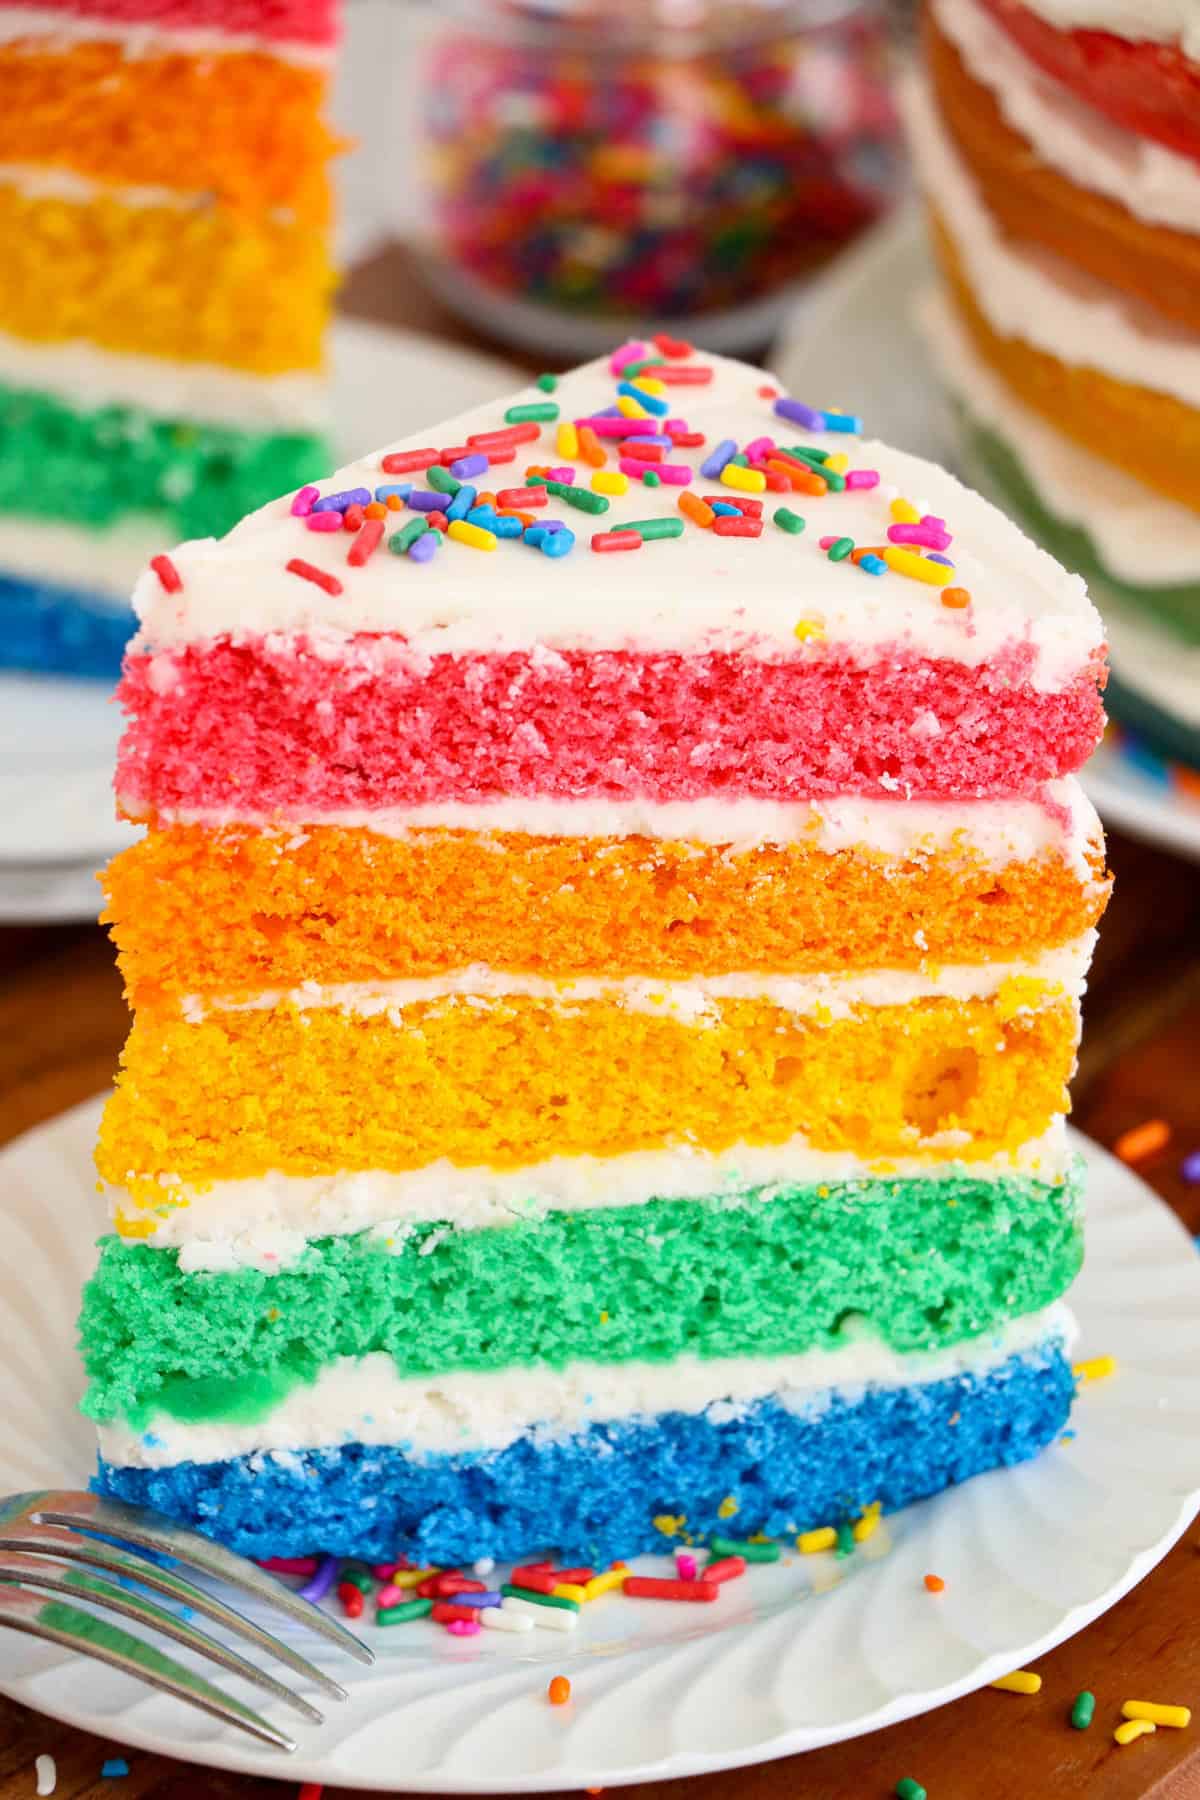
[449,453,488,480]
[846,469,880,490]
[700,437,737,480]
[305,511,343,532]
[409,530,439,562]
[406,490,445,512]
[290,485,319,517]
[1182,1150,1200,1183]
[312,487,371,514]
[297,1554,339,1605]
[629,434,672,448]
[773,398,825,431]
[447,1590,503,1608]
[926,553,955,568]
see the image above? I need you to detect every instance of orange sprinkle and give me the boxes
[363,501,386,519]
[577,425,606,468]
[942,586,972,609]
[548,1675,571,1706]
[476,491,497,508]
[385,494,405,511]
[850,545,888,564]
[678,491,715,528]
[1114,1119,1171,1164]
[498,508,536,527]
[924,1573,945,1593]
[610,1560,628,1570]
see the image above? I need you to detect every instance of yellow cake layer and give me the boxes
[97,989,1080,1212]
[0,40,336,218]
[0,182,332,373]
[103,823,1109,1010]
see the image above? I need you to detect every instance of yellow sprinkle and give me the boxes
[853,1501,882,1543]
[717,1496,739,1520]
[653,1512,687,1538]
[798,1526,837,1554]
[630,375,666,397]
[991,1671,1042,1695]
[553,1582,588,1604]
[447,520,497,551]
[824,452,850,474]
[883,546,952,587]
[599,1310,609,1324]
[1073,1354,1117,1383]
[555,421,579,460]
[389,1566,440,1589]
[583,1569,626,1601]
[591,470,629,496]
[617,394,650,419]
[890,497,921,523]
[720,464,767,493]
[1123,1701,1191,1729]
[793,618,826,643]
[1115,1719,1157,1746]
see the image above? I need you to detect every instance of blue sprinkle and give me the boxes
[628,433,672,448]
[859,554,887,576]
[709,501,741,517]
[820,410,862,434]
[491,514,523,538]
[539,527,575,557]
[524,524,549,547]
[617,380,669,417]
[445,485,478,523]
[374,483,412,504]
[773,398,825,432]
[700,437,737,480]
[101,1760,129,1779]
[311,487,371,514]
[466,506,498,528]
[408,531,439,563]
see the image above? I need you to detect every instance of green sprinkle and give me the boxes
[622,517,684,542]
[729,452,750,467]
[642,469,661,488]
[389,517,429,554]
[785,444,830,464]
[895,1781,927,1800]
[376,1597,433,1625]
[505,402,559,424]
[622,358,667,378]
[538,480,609,515]
[500,1583,580,1612]
[773,506,806,535]
[828,537,855,562]
[338,1566,374,1594]
[708,1535,780,1563]
[535,373,558,392]
[1071,1690,1095,1730]
[425,464,460,495]
[821,467,847,493]
[835,1521,856,1558]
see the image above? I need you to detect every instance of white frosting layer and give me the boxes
[166,778,1103,869]
[1014,0,1200,57]
[904,70,1200,408]
[97,1303,1077,1466]
[918,284,1200,586]
[933,0,1200,231]
[129,348,1103,692]
[0,326,324,431]
[116,1123,1075,1273]
[0,512,159,602]
[187,935,1096,1027]
[0,4,333,62]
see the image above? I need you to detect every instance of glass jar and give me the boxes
[419,0,899,357]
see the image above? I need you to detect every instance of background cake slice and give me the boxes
[82,346,1108,1563]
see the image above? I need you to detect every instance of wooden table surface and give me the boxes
[2,245,1200,1798]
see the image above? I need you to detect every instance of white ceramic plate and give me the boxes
[0,1099,1197,1790]
[0,320,521,909]
[772,209,1200,864]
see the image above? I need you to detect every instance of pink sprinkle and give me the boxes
[446,1618,481,1636]
[376,1582,405,1608]
[610,341,647,375]
[922,515,947,531]
[305,511,343,533]
[663,420,690,439]
[846,469,880,490]
[888,523,952,551]
[547,466,575,484]
[579,416,656,438]
[675,1552,697,1580]
[372,1562,401,1579]
[744,436,775,462]
[656,464,693,486]
[258,1555,320,1574]
[818,535,838,550]
[619,458,661,482]
[290,485,319,517]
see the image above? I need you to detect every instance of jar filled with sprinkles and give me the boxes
[419,0,899,356]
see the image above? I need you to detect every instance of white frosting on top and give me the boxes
[919,284,1200,586]
[1013,0,1200,57]
[97,1303,1077,1465]
[185,934,1095,1027]
[0,326,325,431]
[0,4,333,62]
[933,0,1200,231]
[163,779,1105,870]
[128,347,1102,692]
[904,70,1200,408]
[120,1122,1075,1272]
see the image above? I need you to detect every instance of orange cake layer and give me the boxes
[0,41,336,218]
[0,182,332,372]
[932,213,1200,511]
[926,14,1200,335]
[104,824,1109,1009]
[97,990,1079,1205]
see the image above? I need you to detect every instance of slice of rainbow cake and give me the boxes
[82,345,1110,1564]
[0,0,338,678]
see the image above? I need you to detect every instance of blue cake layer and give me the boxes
[95,1343,1075,1564]
[0,571,132,680]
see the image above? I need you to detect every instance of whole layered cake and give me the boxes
[0,0,338,678]
[81,346,1109,1564]
[907,0,1200,767]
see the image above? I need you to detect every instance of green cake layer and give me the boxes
[0,382,329,540]
[81,1168,1085,1428]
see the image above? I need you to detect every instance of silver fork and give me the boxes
[0,1491,373,1750]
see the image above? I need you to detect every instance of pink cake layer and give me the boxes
[15,0,338,43]
[118,636,1106,814]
